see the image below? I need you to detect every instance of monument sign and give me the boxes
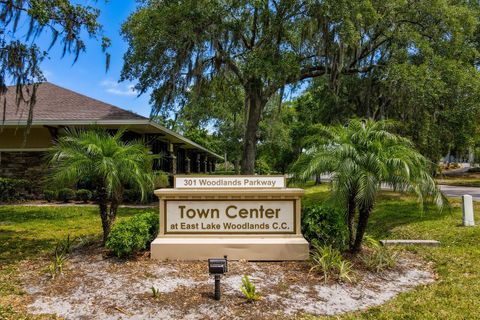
[151,175,309,260]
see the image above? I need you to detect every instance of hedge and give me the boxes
[0,177,31,202]
[301,203,349,250]
[106,212,159,258]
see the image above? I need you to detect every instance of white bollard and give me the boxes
[462,195,475,226]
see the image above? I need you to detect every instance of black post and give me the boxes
[214,274,221,300]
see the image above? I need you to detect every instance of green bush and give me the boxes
[76,189,92,203]
[153,171,169,188]
[57,188,75,202]
[43,190,56,202]
[123,189,140,203]
[301,203,349,250]
[123,189,158,204]
[0,177,30,202]
[255,158,272,175]
[213,170,237,175]
[106,212,159,258]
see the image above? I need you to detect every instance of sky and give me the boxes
[28,1,152,117]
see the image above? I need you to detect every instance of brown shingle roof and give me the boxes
[2,82,146,122]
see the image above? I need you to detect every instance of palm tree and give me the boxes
[293,119,445,253]
[48,128,154,243]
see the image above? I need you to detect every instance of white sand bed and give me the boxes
[22,250,434,319]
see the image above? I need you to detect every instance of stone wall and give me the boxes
[0,151,46,183]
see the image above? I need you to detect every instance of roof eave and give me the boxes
[1,119,223,160]
[146,121,223,160]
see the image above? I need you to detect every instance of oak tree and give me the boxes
[121,0,478,173]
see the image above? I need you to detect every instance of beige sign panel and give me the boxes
[164,199,295,234]
[174,175,286,189]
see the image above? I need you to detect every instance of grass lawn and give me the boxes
[1,187,480,319]
[436,173,480,187]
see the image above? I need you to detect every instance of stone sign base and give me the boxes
[151,237,309,260]
[151,187,309,261]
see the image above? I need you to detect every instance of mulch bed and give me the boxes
[11,244,434,320]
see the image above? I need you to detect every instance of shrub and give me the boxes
[106,212,159,258]
[309,243,355,283]
[468,167,480,173]
[255,158,272,175]
[123,189,141,203]
[0,177,30,202]
[240,275,261,302]
[153,171,169,188]
[123,188,158,204]
[43,190,56,202]
[301,203,348,250]
[76,189,92,203]
[57,188,76,202]
[361,236,398,272]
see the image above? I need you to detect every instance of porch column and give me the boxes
[185,153,191,174]
[196,153,201,173]
[168,143,177,175]
[208,159,214,173]
[203,155,208,173]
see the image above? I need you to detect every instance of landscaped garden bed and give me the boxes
[2,187,480,319]
[18,245,432,319]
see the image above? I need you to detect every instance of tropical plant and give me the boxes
[151,286,161,299]
[293,119,446,253]
[48,250,68,279]
[309,243,355,283]
[48,129,154,242]
[361,247,398,273]
[48,237,73,279]
[58,234,75,255]
[240,275,261,302]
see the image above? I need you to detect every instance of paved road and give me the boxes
[319,175,480,201]
[439,185,480,201]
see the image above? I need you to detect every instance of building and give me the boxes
[0,82,221,183]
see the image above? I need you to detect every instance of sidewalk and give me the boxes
[10,202,157,208]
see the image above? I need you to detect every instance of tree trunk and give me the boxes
[351,203,373,254]
[346,193,356,251]
[314,174,322,185]
[241,85,266,175]
[97,186,111,244]
[107,197,119,236]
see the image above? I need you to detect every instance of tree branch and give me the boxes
[214,41,244,84]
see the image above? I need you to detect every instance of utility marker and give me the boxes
[462,194,475,226]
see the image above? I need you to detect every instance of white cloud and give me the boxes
[100,79,138,96]
[42,69,53,81]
